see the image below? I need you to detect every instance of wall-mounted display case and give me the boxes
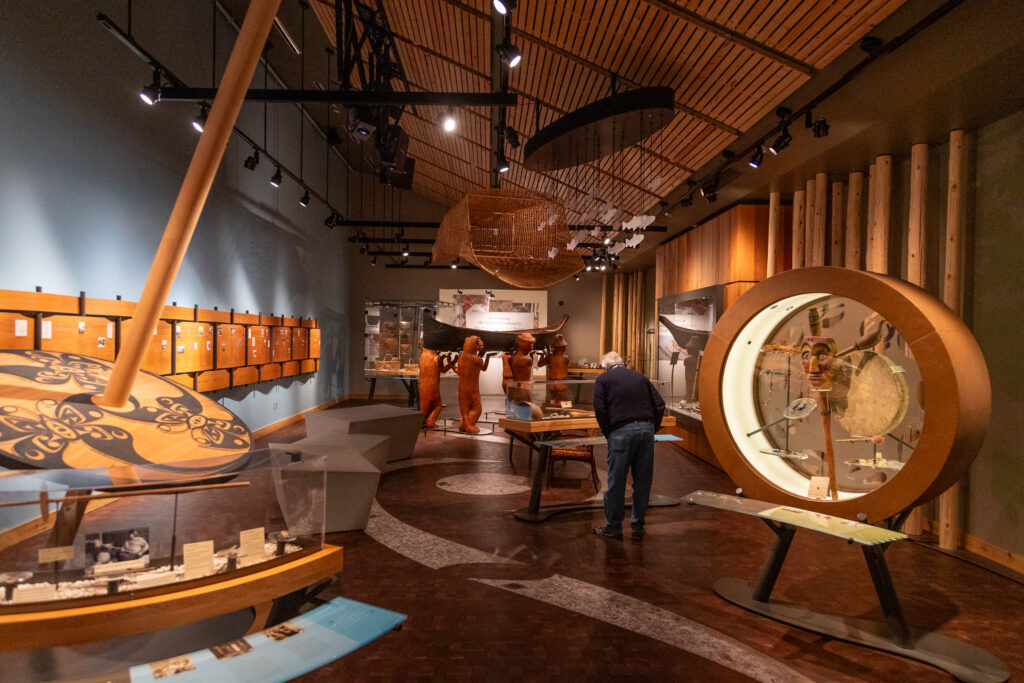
[656,284,724,415]
[0,450,325,607]
[363,301,441,377]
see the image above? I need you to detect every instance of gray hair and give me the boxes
[600,351,623,369]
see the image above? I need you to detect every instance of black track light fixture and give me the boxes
[243,148,260,171]
[424,257,432,267]
[700,177,719,204]
[497,152,510,173]
[679,179,697,207]
[749,145,764,168]
[299,189,310,207]
[504,126,520,148]
[439,107,456,133]
[813,117,830,138]
[769,127,791,155]
[493,0,517,14]
[359,245,367,255]
[191,102,209,133]
[139,69,162,105]
[805,109,814,129]
[401,243,410,257]
[269,167,283,188]
[574,273,581,281]
[451,259,458,269]
[486,290,495,298]
[370,255,377,267]
[324,213,336,228]
[497,39,522,68]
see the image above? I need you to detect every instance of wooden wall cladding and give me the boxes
[291,327,309,359]
[122,319,173,375]
[0,289,321,393]
[655,204,793,300]
[216,324,247,368]
[309,328,321,358]
[271,327,292,362]
[0,312,34,350]
[40,315,116,361]
[248,326,271,364]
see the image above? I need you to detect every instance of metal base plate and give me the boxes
[514,493,680,523]
[714,577,1009,683]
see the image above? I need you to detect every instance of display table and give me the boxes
[306,404,423,463]
[364,371,419,407]
[497,416,679,522]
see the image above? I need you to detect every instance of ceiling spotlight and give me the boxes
[603,236,612,245]
[401,243,410,257]
[505,126,520,148]
[497,40,522,68]
[299,190,310,207]
[243,148,260,171]
[679,193,694,208]
[748,145,764,168]
[769,127,791,155]
[370,256,377,267]
[451,259,458,269]
[269,167,283,188]
[497,153,510,173]
[586,263,593,272]
[139,70,161,105]
[574,273,581,281]
[493,0,516,14]
[600,263,607,271]
[457,289,464,295]
[486,290,495,298]
[359,245,367,255]
[324,213,336,228]
[191,102,209,133]
[813,117,830,138]
[439,108,456,133]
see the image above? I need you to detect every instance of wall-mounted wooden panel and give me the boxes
[271,327,292,362]
[161,305,195,320]
[291,327,309,360]
[301,319,316,328]
[0,290,78,314]
[248,326,271,365]
[168,374,193,388]
[260,315,282,327]
[232,365,259,387]
[173,322,214,373]
[300,358,317,374]
[233,312,260,325]
[196,369,230,392]
[260,363,281,382]
[215,324,247,369]
[40,315,115,361]
[122,319,172,375]
[282,316,300,327]
[197,308,231,324]
[86,298,136,317]
[309,328,321,359]
[0,312,34,350]
[282,360,300,378]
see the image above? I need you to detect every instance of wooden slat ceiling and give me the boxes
[311,0,904,222]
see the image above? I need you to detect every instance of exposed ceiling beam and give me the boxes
[639,0,815,76]
[435,0,740,135]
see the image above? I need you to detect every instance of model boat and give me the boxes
[423,315,569,352]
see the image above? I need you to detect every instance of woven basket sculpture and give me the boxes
[433,188,584,288]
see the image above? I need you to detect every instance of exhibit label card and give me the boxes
[14,319,28,337]
[807,476,831,499]
[758,506,907,545]
[239,527,265,559]
[183,540,215,580]
[13,583,57,603]
[38,545,75,565]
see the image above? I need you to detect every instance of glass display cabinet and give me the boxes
[0,449,325,606]
[363,301,441,377]
[656,285,723,415]
[504,378,598,421]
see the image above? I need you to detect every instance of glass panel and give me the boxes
[656,285,723,413]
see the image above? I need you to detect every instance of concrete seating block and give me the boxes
[305,404,423,462]
[270,433,391,471]
[272,450,381,533]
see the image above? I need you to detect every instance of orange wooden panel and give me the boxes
[232,365,259,387]
[309,328,321,359]
[197,308,231,324]
[282,360,300,377]
[85,298,136,317]
[233,312,260,325]
[196,369,230,392]
[282,316,301,327]
[300,358,317,374]
[168,373,193,388]
[0,312,34,350]
[248,326,271,364]
[39,315,115,361]
[173,322,215,373]
[301,319,316,328]
[271,327,292,362]
[161,305,195,320]
[260,363,281,381]
[291,327,309,360]
[121,319,172,375]
[0,290,79,314]
[260,315,282,327]
[215,324,247,369]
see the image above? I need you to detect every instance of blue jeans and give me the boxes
[603,421,655,530]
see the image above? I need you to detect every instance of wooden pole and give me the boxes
[869,155,893,274]
[804,178,816,267]
[865,163,876,269]
[99,0,282,407]
[812,173,828,266]
[845,172,863,269]
[791,190,806,269]
[939,130,967,550]
[766,191,780,277]
[903,142,929,535]
[830,182,844,266]
[600,273,608,354]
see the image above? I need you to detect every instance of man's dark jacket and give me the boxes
[593,365,666,437]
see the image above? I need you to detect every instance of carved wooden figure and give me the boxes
[418,348,446,428]
[539,333,569,406]
[453,336,494,433]
[507,333,535,404]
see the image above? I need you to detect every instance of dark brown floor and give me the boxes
[254,404,1024,682]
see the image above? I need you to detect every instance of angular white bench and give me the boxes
[305,404,423,463]
[272,432,391,471]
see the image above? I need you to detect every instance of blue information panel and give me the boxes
[130,597,406,682]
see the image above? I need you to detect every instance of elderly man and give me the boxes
[593,351,665,540]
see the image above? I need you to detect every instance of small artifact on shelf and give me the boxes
[0,572,33,601]
[268,530,296,557]
[759,448,810,460]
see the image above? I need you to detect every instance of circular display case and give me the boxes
[699,267,990,522]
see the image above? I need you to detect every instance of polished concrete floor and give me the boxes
[255,403,1024,682]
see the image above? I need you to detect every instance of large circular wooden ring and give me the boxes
[699,267,990,522]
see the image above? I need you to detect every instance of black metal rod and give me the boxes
[159,87,517,106]
[862,545,914,649]
[752,522,796,602]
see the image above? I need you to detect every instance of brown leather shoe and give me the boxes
[594,525,623,540]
